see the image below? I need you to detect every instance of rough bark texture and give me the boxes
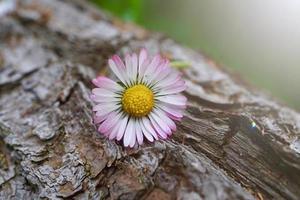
[0,0,300,199]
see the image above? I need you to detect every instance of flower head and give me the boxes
[91,49,187,147]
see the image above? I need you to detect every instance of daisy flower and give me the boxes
[90,49,187,147]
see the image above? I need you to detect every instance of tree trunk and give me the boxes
[1,0,300,199]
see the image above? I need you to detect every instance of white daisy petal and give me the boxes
[96,109,116,121]
[99,112,122,133]
[95,112,119,127]
[153,108,176,131]
[108,119,122,140]
[157,103,184,119]
[147,59,167,85]
[143,54,161,83]
[138,48,148,71]
[130,122,137,147]
[156,81,187,95]
[92,88,120,98]
[139,49,149,77]
[135,120,143,145]
[154,72,181,89]
[149,115,168,139]
[116,115,129,141]
[142,117,158,140]
[139,58,150,82]
[123,119,134,147]
[156,95,187,107]
[94,103,118,116]
[92,76,123,91]
[149,112,171,135]
[139,119,153,142]
[125,54,134,82]
[93,115,105,124]
[125,53,138,84]
[90,95,120,103]
[109,56,128,86]
[152,66,171,84]
[131,53,138,82]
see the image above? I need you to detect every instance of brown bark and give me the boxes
[0,0,300,199]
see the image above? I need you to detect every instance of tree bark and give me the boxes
[0,0,300,199]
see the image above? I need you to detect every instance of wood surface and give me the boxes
[0,0,300,199]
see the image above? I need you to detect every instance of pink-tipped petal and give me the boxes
[156,95,187,107]
[143,54,161,81]
[142,117,158,140]
[108,120,121,140]
[168,115,182,121]
[125,53,133,81]
[138,48,148,72]
[98,126,108,136]
[158,103,184,119]
[94,103,117,114]
[95,108,116,121]
[155,73,181,89]
[152,121,168,139]
[92,76,123,91]
[92,88,118,97]
[157,81,187,95]
[139,119,154,142]
[112,55,126,68]
[131,53,138,81]
[109,57,128,86]
[139,58,151,80]
[149,112,171,134]
[153,66,172,84]
[153,109,176,131]
[147,59,168,85]
[99,112,121,133]
[93,115,105,124]
[149,114,168,139]
[90,95,119,103]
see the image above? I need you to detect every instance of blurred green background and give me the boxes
[91,0,300,111]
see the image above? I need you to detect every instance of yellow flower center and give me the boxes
[122,84,154,117]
